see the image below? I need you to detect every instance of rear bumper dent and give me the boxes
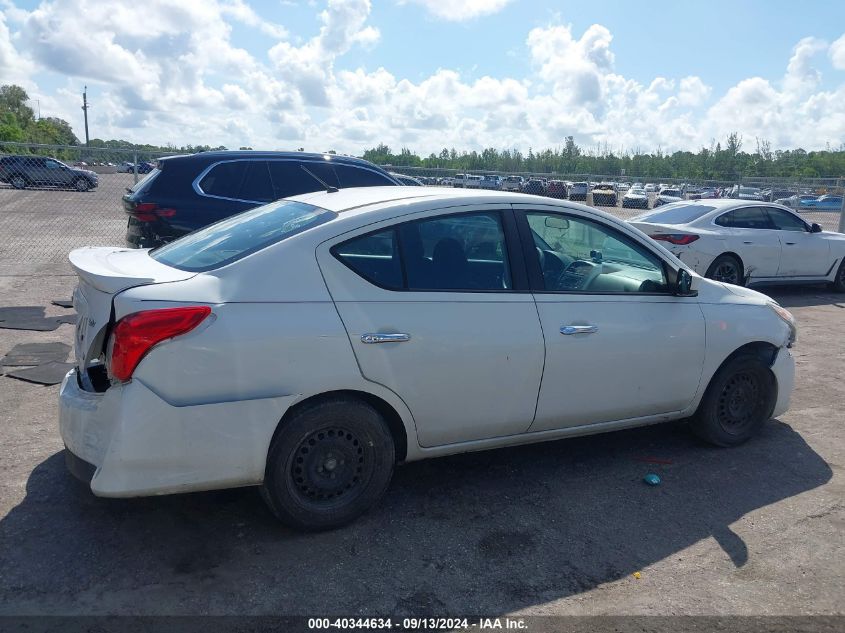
[59,369,297,497]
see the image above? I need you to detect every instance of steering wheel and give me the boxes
[555,259,602,291]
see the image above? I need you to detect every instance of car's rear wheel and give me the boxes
[74,177,90,192]
[261,397,395,531]
[705,254,744,286]
[9,174,27,189]
[689,353,776,447]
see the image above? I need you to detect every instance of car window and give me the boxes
[334,229,402,290]
[766,207,808,232]
[333,164,395,188]
[267,160,338,199]
[634,203,714,224]
[151,200,335,272]
[198,161,248,198]
[237,161,275,202]
[402,212,510,291]
[715,207,772,229]
[45,159,62,169]
[526,212,668,293]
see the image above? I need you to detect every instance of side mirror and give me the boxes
[675,268,697,297]
[811,223,823,233]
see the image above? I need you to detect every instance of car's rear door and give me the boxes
[318,205,545,447]
[765,207,831,277]
[513,203,706,431]
[713,206,781,279]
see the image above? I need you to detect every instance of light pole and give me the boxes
[82,86,90,147]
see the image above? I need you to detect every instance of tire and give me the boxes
[831,258,845,293]
[9,174,27,189]
[689,354,776,447]
[705,254,744,286]
[74,177,90,192]
[261,397,395,531]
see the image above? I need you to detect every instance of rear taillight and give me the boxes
[129,202,176,222]
[650,233,700,245]
[108,306,211,382]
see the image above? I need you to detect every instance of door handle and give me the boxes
[743,241,753,244]
[361,333,410,344]
[785,242,796,245]
[560,325,598,335]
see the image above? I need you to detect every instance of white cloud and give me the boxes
[2,1,844,156]
[399,0,513,22]
[829,34,845,70]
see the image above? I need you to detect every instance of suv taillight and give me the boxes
[108,306,211,382]
[129,202,176,222]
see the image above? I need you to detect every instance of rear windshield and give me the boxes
[128,168,161,194]
[150,200,335,272]
[634,203,715,224]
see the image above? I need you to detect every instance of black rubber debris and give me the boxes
[0,306,46,321]
[4,362,75,385]
[1,342,71,367]
[52,300,75,308]
[0,306,77,331]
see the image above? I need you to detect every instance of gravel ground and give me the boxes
[0,178,843,618]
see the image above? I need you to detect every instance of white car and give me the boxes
[622,187,649,209]
[60,187,797,530]
[653,188,684,207]
[501,175,524,191]
[644,184,657,193]
[631,199,845,289]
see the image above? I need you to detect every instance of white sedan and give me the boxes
[60,187,797,530]
[631,199,845,290]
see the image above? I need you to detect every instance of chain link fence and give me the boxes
[1,141,843,276]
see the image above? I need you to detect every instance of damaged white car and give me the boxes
[61,188,797,530]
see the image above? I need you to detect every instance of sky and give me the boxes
[2,0,845,155]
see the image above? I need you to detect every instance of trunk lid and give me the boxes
[69,247,196,385]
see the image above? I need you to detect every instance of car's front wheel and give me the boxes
[9,174,27,189]
[689,353,776,447]
[261,397,395,531]
[74,177,91,192]
[705,254,744,286]
[831,258,845,293]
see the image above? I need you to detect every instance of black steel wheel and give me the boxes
[74,177,90,192]
[261,397,395,531]
[705,254,744,286]
[831,258,845,293]
[690,353,776,447]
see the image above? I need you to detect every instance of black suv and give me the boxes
[124,151,401,248]
[0,155,98,191]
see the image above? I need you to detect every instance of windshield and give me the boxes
[633,203,715,224]
[151,200,335,272]
[739,187,760,194]
[661,189,681,197]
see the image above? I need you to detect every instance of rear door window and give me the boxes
[198,161,248,198]
[715,207,773,229]
[333,230,402,289]
[238,161,275,202]
[268,160,339,199]
[333,165,396,187]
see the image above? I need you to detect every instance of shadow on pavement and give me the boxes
[0,419,831,615]
[764,285,845,309]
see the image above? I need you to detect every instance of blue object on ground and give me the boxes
[643,473,661,486]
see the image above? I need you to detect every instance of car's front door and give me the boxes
[318,206,545,447]
[764,207,831,277]
[513,204,706,431]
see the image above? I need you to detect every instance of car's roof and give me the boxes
[632,198,804,226]
[287,185,630,226]
[158,150,382,168]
